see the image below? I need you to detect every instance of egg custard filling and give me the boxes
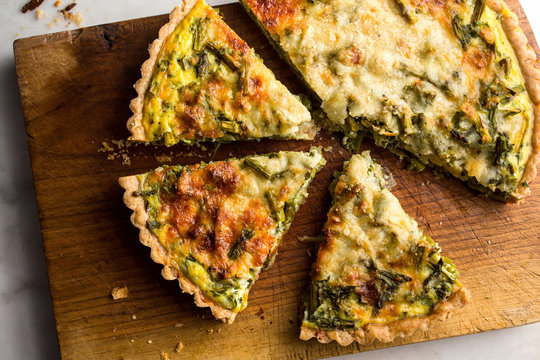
[129,0,316,146]
[240,0,539,200]
[301,152,470,345]
[119,149,326,322]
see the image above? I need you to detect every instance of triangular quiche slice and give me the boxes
[128,0,316,146]
[119,148,326,323]
[301,152,470,345]
[240,0,540,201]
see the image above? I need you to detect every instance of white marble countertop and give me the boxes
[0,1,538,359]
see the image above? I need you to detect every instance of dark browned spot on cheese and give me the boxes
[243,0,301,33]
[158,161,279,278]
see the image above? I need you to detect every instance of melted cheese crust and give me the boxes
[142,0,315,146]
[136,149,325,311]
[242,0,534,195]
[305,153,463,328]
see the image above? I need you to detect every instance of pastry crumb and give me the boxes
[111,285,128,300]
[132,314,137,320]
[23,0,83,28]
[207,328,214,335]
[130,339,134,343]
[100,141,114,152]
[160,351,171,360]
[111,139,125,147]
[147,340,153,344]
[74,11,83,26]
[175,342,184,353]
[121,153,131,165]
[155,155,172,162]
[174,322,183,328]
[100,139,135,165]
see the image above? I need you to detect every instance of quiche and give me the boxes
[127,0,317,146]
[240,0,540,201]
[301,152,470,345]
[119,149,326,322]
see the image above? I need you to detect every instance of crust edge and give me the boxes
[118,174,237,323]
[487,0,540,201]
[126,0,198,142]
[299,287,471,346]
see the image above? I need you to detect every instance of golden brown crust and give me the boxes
[300,287,471,346]
[118,174,237,323]
[127,0,198,142]
[486,0,540,201]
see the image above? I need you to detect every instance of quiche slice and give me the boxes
[128,0,317,146]
[240,0,540,201]
[301,152,470,345]
[119,148,326,322]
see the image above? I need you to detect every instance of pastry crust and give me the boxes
[486,0,540,200]
[127,0,198,142]
[118,174,237,323]
[300,287,471,346]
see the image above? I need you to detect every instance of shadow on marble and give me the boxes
[0,60,60,359]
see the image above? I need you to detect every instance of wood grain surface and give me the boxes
[13,2,540,359]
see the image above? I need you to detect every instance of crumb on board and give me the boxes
[175,342,184,353]
[160,352,171,360]
[121,153,131,165]
[174,322,183,328]
[207,329,214,335]
[132,314,137,320]
[130,339,134,343]
[155,155,172,163]
[99,141,114,152]
[111,285,128,300]
[147,340,153,344]
[100,140,134,165]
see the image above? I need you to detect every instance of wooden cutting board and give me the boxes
[14,2,540,359]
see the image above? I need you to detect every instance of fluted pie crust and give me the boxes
[489,0,540,200]
[127,0,196,142]
[300,288,471,346]
[118,175,237,322]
